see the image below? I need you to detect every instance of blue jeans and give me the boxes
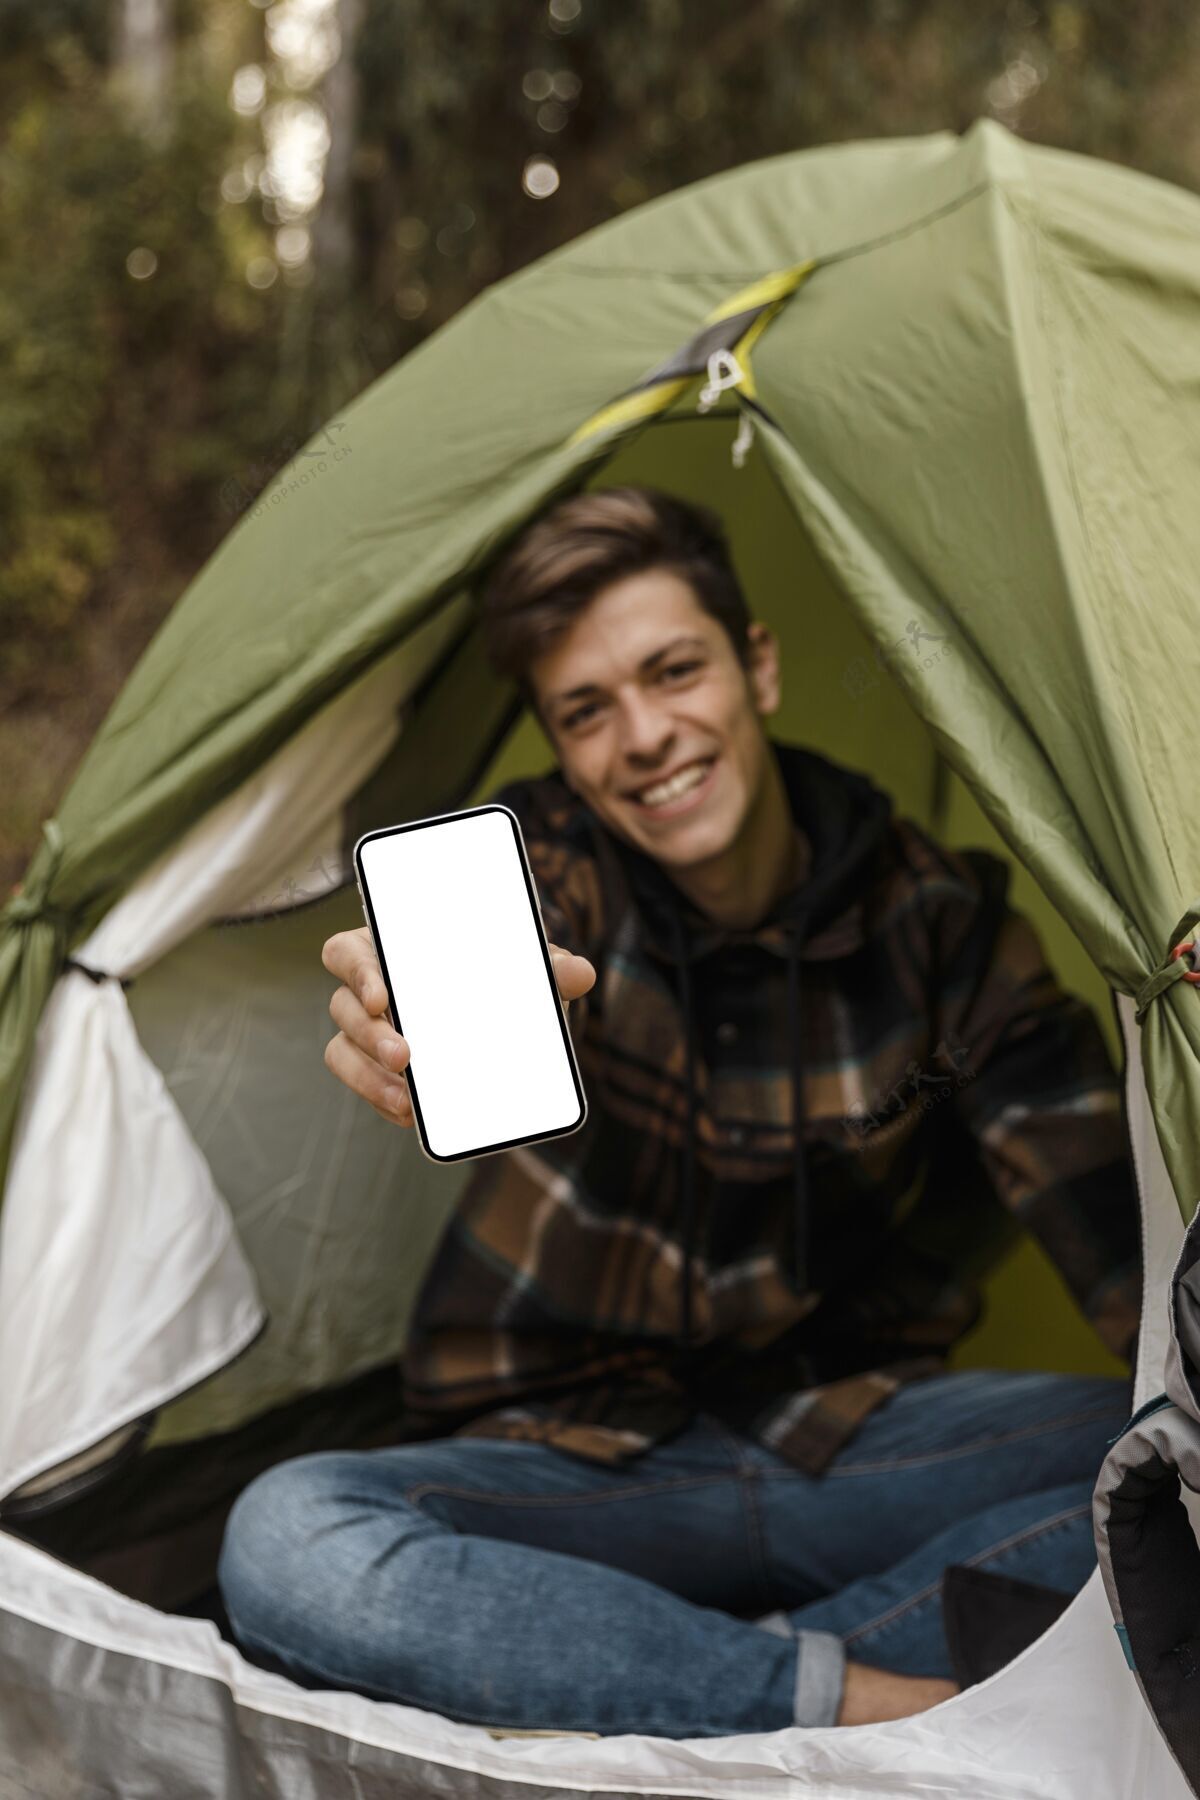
[218,1369,1129,1739]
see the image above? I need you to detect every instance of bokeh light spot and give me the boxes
[275,225,311,267]
[522,156,560,198]
[395,281,429,320]
[231,64,267,116]
[522,69,554,101]
[246,256,279,290]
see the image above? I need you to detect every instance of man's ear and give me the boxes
[744,622,782,717]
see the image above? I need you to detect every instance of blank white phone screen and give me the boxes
[357,808,586,1161]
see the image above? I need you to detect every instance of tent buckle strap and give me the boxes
[1170,940,1200,985]
[1134,902,1200,1024]
[697,348,745,413]
[731,410,755,469]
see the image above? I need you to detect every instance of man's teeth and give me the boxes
[637,760,712,807]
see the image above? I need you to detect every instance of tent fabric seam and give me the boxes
[561,175,993,289]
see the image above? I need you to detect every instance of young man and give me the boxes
[219,486,1142,1738]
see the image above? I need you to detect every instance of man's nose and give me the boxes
[618,692,673,762]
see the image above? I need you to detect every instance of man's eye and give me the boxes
[563,663,700,729]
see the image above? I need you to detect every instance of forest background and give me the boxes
[2,0,1197,891]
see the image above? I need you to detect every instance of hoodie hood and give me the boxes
[591,740,894,1343]
[611,740,894,965]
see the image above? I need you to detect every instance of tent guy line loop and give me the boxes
[731,409,755,469]
[1133,899,1200,1024]
[697,348,746,413]
[697,349,756,468]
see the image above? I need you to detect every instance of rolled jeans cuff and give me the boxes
[792,1626,846,1727]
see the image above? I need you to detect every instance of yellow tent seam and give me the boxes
[565,377,695,447]
[703,258,815,324]
[567,258,816,446]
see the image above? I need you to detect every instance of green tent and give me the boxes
[1,117,1198,1798]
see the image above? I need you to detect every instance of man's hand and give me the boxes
[320,926,596,1129]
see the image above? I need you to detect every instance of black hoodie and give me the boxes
[607,740,894,1339]
[401,737,1140,1474]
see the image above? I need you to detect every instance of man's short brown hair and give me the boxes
[478,485,754,715]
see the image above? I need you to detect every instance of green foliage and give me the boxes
[0,89,115,692]
[0,8,289,704]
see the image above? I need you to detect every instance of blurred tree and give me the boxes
[309,0,365,413]
[0,0,294,866]
[2,0,1200,885]
[110,0,175,143]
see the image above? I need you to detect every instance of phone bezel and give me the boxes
[353,803,588,1164]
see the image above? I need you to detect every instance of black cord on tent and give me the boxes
[64,958,134,990]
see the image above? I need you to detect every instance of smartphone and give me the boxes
[353,804,588,1163]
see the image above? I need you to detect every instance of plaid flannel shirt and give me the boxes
[399,739,1141,1474]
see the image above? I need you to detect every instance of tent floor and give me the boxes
[5,1362,410,1615]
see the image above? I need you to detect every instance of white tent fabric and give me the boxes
[0,990,1189,1798]
[0,604,469,1504]
[0,1461,1182,1794]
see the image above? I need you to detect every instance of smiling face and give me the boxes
[529,566,788,894]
